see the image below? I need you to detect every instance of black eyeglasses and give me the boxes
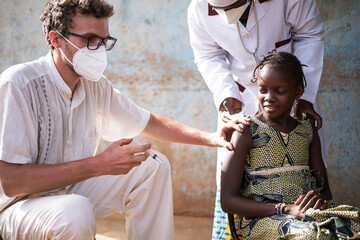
[210,0,250,11]
[65,31,117,51]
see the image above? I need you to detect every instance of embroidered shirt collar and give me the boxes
[44,52,85,104]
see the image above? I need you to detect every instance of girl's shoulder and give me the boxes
[295,119,314,140]
[296,119,313,129]
[250,117,313,138]
[249,117,271,135]
[231,121,253,148]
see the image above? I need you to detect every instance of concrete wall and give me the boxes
[316,0,360,207]
[0,0,358,217]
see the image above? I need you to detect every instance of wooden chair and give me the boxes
[228,213,241,240]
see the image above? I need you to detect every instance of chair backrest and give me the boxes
[228,213,241,240]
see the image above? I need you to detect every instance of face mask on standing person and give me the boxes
[56,30,108,81]
[208,0,251,25]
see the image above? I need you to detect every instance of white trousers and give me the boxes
[0,150,174,240]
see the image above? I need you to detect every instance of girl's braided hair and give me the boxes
[252,51,307,88]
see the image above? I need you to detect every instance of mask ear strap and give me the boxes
[59,48,74,66]
[55,30,80,50]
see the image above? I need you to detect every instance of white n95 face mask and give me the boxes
[215,2,250,25]
[56,30,107,81]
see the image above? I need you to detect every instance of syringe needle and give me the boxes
[133,139,167,167]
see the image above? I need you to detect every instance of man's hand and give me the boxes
[211,116,251,150]
[96,138,151,175]
[219,97,242,123]
[294,99,322,130]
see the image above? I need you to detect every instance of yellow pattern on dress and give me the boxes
[224,118,360,239]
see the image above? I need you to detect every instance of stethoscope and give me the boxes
[236,0,259,64]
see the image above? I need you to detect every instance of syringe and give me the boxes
[133,139,167,167]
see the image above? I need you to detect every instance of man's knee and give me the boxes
[0,194,96,240]
[146,149,170,171]
[50,194,96,239]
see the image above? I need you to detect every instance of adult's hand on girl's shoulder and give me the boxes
[219,97,243,123]
[224,114,251,130]
[294,99,322,130]
[295,190,328,213]
[212,116,251,150]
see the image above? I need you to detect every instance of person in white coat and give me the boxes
[187,0,331,239]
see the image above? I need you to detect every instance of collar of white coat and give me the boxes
[210,0,266,31]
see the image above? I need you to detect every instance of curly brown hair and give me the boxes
[40,0,114,50]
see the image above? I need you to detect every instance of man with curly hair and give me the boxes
[0,0,248,239]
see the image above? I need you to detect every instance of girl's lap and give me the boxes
[235,204,360,240]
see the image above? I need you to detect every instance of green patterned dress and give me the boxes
[228,118,360,239]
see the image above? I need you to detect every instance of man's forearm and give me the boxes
[0,158,98,198]
[142,113,215,147]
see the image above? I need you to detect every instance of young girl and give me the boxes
[221,52,360,239]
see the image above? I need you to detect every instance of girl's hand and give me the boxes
[285,204,305,219]
[295,190,328,213]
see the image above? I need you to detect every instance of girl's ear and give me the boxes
[295,85,304,100]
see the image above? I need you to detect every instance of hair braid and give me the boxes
[252,51,307,88]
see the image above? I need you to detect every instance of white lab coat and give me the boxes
[188,0,330,187]
[188,0,324,116]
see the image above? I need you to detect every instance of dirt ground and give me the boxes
[96,213,213,240]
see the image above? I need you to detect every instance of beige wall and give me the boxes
[0,0,359,217]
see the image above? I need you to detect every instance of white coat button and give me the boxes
[68,135,71,141]
[245,34,250,39]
